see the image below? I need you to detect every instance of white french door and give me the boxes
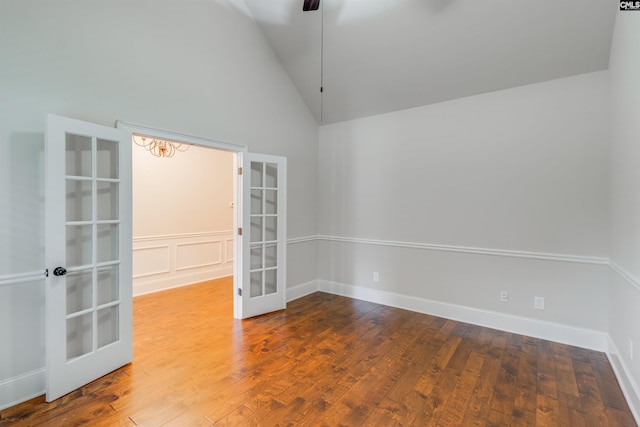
[235,152,287,319]
[45,115,132,401]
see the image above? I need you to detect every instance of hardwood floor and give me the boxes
[1,277,636,426]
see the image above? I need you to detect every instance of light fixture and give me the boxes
[132,135,189,158]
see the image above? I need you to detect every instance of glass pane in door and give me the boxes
[265,190,277,214]
[251,190,263,214]
[96,139,119,179]
[66,134,92,177]
[97,306,119,348]
[66,225,93,267]
[265,163,278,188]
[264,216,277,242]
[250,245,263,270]
[250,272,263,297]
[251,162,263,187]
[97,266,119,305]
[265,243,277,268]
[66,180,92,222]
[67,313,93,360]
[66,271,93,315]
[97,182,119,220]
[265,269,277,295]
[97,224,119,263]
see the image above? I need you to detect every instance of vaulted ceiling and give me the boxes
[243,0,617,125]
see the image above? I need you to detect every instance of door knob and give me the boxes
[53,267,67,277]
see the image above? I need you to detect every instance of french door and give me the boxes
[235,152,287,319]
[44,115,287,401]
[45,115,132,401]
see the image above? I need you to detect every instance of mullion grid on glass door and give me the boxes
[249,161,269,298]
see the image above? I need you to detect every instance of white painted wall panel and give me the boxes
[608,10,640,419]
[318,71,611,333]
[319,71,610,257]
[318,239,609,331]
[176,241,222,270]
[132,246,170,278]
[132,233,234,296]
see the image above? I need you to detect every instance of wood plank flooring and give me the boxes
[1,277,636,426]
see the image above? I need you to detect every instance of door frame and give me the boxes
[116,121,249,318]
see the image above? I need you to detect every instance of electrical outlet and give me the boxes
[373,272,379,282]
[629,338,634,361]
[534,296,545,310]
[500,291,508,303]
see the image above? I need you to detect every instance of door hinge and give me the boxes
[238,288,242,296]
[238,167,243,175]
[44,268,49,278]
[238,227,243,236]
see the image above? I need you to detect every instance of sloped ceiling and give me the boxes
[243,0,617,125]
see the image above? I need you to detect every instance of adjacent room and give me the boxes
[131,140,235,297]
[0,0,638,425]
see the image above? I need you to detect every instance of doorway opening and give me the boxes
[117,120,288,320]
[116,121,248,319]
[131,142,236,304]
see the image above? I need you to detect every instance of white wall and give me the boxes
[132,144,234,295]
[0,0,318,410]
[608,11,640,417]
[318,71,611,336]
[133,144,233,237]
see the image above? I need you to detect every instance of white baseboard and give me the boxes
[287,280,320,302]
[0,368,45,411]
[133,268,233,296]
[607,337,640,424]
[317,279,608,352]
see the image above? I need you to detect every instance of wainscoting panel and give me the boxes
[176,241,222,271]
[225,238,234,263]
[132,245,170,278]
[133,231,233,296]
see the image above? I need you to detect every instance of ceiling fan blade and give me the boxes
[303,0,320,11]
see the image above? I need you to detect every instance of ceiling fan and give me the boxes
[303,0,320,11]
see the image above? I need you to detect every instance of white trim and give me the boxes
[116,121,247,153]
[317,235,609,266]
[225,238,234,263]
[131,245,171,278]
[0,368,45,411]
[287,235,317,245]
[0,271,44,287]
[175,240,223,271]
[607,336,640,425]
[610,260,640,292]
[133,230,234,243]
[133,270,233,296]
[317,279,608,352]
[286,280,319,302]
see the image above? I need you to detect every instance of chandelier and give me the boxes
[132,135,189,158]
